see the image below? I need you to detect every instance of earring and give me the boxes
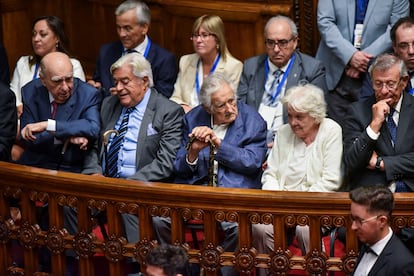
[56,42,59,49]
[216,44,219,50]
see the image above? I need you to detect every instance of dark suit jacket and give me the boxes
[18,78,101,172]
[92,40,177,98]
[0,43,10,85]
[237,50,327,123]
[343,93,414,190]
[174,101,267,188]
[82,88,184,182]
[0,82,16,161]
[352,234,414,276]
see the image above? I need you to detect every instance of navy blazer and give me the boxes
[237,50,327,123]
[92,40,177,98]
[343,93,414,190]
[18,78,101,172]
[352,234,414,276]
[174,101,267,189]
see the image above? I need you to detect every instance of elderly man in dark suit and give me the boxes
[18,52,101,172]
[83,53,183,273]
[344,53,414,192]
[237,15,327,149]
[350,185,414,275]
[88,0,177,98]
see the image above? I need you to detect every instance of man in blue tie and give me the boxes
[343,53,414,192]
[83,52,183,273]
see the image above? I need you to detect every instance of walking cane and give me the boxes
[95,130,118,240]
[186,136,216,186]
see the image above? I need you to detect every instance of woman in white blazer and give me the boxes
[170,14,242,113]
[253,84,343,276]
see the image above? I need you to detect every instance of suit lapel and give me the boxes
[395,93,413,152]
[255,56,267,109]
[135,89,156,167]
[36,85,53,121]
[346,1,356,40]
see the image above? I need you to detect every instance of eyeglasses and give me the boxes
[372,79,401,91]
[351,215,380,227]
[265,37,295,49]
[190,32,214,41]
[397,41,414,51]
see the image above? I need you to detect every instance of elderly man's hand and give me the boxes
[70,136,89,150]
[187,126,221,162]
[21,121,48,141]
[370,99,392,133]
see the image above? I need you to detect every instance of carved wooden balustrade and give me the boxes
[1,161,414,275]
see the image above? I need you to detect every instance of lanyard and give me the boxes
[122,37,151,58]
[195,53,221,94]
[33,63,39,80]
[265,53,295,102]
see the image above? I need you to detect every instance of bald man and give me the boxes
[18,52,101,172]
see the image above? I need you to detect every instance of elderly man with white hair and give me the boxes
[253,83,342,276]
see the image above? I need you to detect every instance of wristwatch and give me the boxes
[375,156,383,170]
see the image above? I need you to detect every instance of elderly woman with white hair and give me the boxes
[253,83,342,273]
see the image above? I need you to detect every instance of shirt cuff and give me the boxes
[186,154,198,166]
[366,125,380,140]
[47,119,56,132]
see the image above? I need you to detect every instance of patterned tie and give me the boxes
[387,108,397,144]
[264,69,283,107]
[51,101,58,119]
[106,108,133,178]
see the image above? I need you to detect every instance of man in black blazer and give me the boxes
[350,185,414,275]
[344,53,414,191]
[89,0,177,98]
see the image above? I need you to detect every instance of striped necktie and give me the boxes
[106,108,133,178]
[264,69,283,106]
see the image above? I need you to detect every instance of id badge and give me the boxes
[354,23,363,49]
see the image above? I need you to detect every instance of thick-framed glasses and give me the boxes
[397,41,414,51]
[351,215,380,227]
[265,37,295,49]
[372,78,401,91]
[190,32,214,41]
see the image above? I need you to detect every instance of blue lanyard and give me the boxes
[195,53,221,94]
[123,37,151,58]
[32,63,39,80]
[265,53,295,102]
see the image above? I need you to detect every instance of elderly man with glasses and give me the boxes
[344,53,414,192]
[237,15,327,151]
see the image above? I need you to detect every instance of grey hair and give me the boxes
[199,73,236,111]
[110,52,154,87]
[264,15,298,38]
[368,53,408,79]
[281,83,327,123]
[115,0,151,25]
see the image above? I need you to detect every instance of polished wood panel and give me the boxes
[1,162,413,275]
[0,0,320,80]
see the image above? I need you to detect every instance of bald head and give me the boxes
[39,52,74,103]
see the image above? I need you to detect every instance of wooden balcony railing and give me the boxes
[1,161,414,275]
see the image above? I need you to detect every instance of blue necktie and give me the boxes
[264,69,283,107]
[106,108,133,178]
[387,108,397,144]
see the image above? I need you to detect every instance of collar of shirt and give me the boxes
[369,226,393,256]
[125,35,148,54]
[135,87,151,114]
[267,56,292,75]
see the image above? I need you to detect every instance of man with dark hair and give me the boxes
[146,244,189,276]
[350,185,414,275]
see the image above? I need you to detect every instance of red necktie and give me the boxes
[51,101,58,119]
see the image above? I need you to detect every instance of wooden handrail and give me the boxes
[1,161,414,275]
